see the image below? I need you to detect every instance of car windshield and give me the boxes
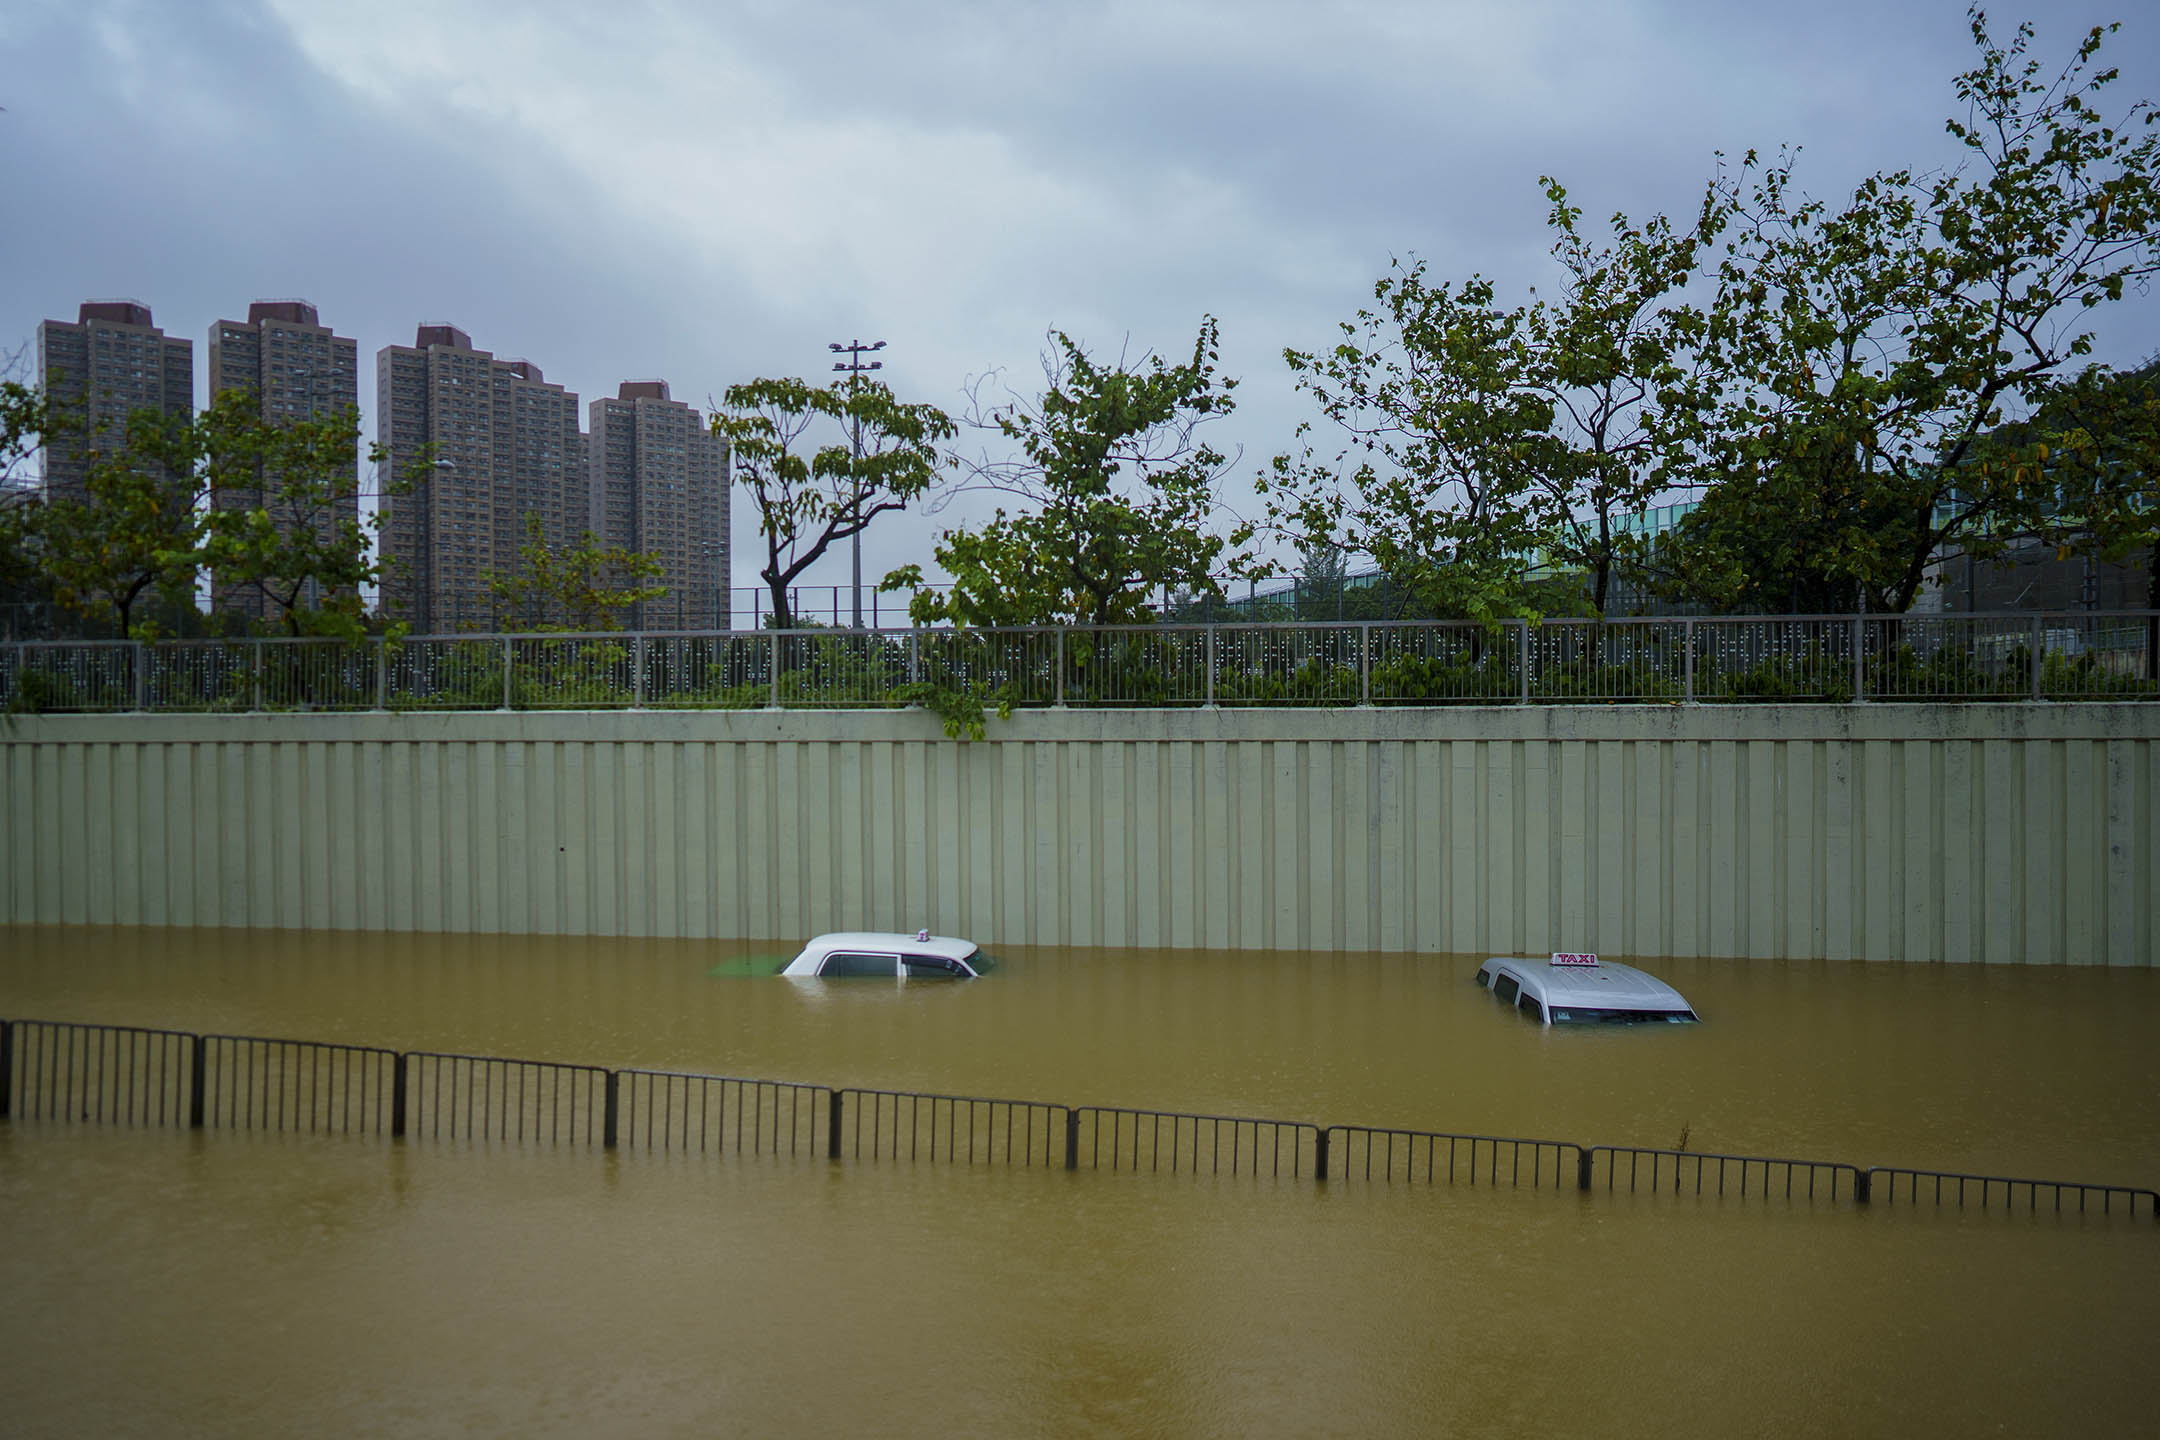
[961,947,995,975]
[1549,1007,1697,1025]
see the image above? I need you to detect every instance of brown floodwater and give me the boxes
[1,926,2156,1437]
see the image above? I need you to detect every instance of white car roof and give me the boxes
[797,931,977,963]
[1480,957,1693,1011]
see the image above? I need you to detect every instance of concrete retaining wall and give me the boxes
[3,706,2154,962]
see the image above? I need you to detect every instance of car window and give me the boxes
[819,951,897,978]
[1493,973,1520,1004]
[1520,995,1543,1022]
[1475,968,1490,988]
[903,957,960,978]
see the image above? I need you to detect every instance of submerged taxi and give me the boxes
[780,931,995,979]
[1475,953,1698,1025]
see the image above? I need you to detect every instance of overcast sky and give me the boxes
[4,0,2157,607]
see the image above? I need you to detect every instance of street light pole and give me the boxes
[829,339,885,629]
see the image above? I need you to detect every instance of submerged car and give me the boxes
[779,931,995,979]
[1475,954,1698,1025]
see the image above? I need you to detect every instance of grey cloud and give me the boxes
[5,0,2157,592]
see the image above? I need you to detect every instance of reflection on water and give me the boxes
[1,927,2156,1437]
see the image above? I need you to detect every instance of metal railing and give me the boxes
[2,1016,2154,1224]
[201,1033,400,1135]
[3,612,2155,715]
[617,1069,825,1156]
[402,1051,609,1145]
[1328,1126,1582,1189]
[2,1019,194,1127]
[834,1089,1064,1167]
[1072,1107,1318,1178]
[1582,1145,1865,1203]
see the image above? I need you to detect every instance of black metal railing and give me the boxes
[1072,1107,1318,1178]
[3,1016,2154,1224]
[3,1019,194,1127]
[832,1089,1064,1168]
[199,1034,402,1135]
[617,1070,826,1156]
[1582,1145,1866,1203]
[402,1051,610,1145]
[1863,1166,2153,1216]
[1327,1126,1581,1189]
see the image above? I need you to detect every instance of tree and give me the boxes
[192,390,378,638]
[25,405,202,638]
[1263,267,1555,622]
[715,377,952,629]
[1525,179,1720,613]
[1292,535,1349,619]
[2025,359,2160,609]
[484,512,667,632]
[894,319,1250,628]
[1659,8,2160,613]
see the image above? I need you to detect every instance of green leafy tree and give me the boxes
[484,512,668,632]
[191,390,379,638]
[1525,179,1720,613]
[1264,268,1554,622]
[1660,9,2160,613]
[892,319,1250,628]
[26,406,202,637]
[714,377,952,629]
[0,371,55,615]
[2026,359,2160,609]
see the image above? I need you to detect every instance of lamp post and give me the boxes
[828,339,885,629]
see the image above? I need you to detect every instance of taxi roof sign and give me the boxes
[1549,952,1599,967]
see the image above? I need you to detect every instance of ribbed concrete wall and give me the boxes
[2,707,2154,963]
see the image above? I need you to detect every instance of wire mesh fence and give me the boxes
[2,614,2154,713]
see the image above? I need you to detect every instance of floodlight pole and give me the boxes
[829,339,886,628]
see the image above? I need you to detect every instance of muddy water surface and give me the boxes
[1,926,2154,1437]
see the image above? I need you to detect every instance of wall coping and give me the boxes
[6,703,2156,745]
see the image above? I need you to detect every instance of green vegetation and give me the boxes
[716,376,953,630]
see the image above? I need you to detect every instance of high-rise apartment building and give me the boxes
[375,325,583,632]
[36,301,193,497]
[588,381,730,630]
[207,300,361,618]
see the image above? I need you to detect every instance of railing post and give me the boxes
[1054,630,1066,707]
[1518,620,1532,705]
[1313,1127,1330,1182]
[769,631,782,709]
[1359,624,1371,705]
[1683,620,1696,702]
[1205,626,1217,707]
[1064,1107,1080,1171]
[1851,617,1866,704]
[908,630,920,686]
[132,641,148,710]
[2030,614,2044,700]
[1854,1169,1873,1205]
[501,638,514,711]
[632,634,647,708]
[828,1090,845,1159]
[0,1019,12,1120]
[1577,1148,1595,1192]
[251,640,265,712]
[390,1053,408,1138]
[189,1034,207,1129]
[603,1071,619,1150]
